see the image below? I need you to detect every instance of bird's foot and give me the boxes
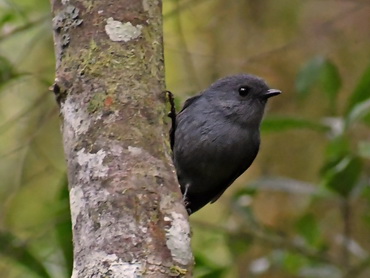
[182,183,192,214]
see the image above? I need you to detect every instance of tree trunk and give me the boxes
[50,0,193,277]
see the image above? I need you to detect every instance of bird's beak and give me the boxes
[264,89,281,99]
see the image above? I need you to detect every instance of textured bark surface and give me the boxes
[50,0,193,277]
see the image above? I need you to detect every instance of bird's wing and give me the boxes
[210,146,259,204]
[179,94,202,112]
[170,94,202,151]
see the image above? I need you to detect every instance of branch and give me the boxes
[192,220,335,265]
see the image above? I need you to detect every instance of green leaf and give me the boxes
[0,56,17,86]
[345,99,370,128]
[296,56,325,96]
[226,234,253,256]
[324,136,350,163]
[282,252,306,275]
[322,155,362,197]
[233,187,258,198]
[261,116,329,133]
[346,63,370,114]
[0,11,16,26]
[272,250,307,275]
[197,268,226,278]
[295,57,341,110]
[194,254,227,278]
[0,231,52,278]
[358,141,370,159]
[295,214,320,247]
[319,60,341,105]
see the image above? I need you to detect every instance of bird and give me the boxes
[170,74,281,214]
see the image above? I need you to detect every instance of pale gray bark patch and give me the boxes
[165,212,193,265]
[101,110,120,124]
[70,187,85,227]
[61,97,91,135]
[71,252,143,278]
[105,18,143,42]
[76,148,109,182]
[142,0,150,11]
[128,146,143,156]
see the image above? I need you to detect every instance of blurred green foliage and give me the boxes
[0,0,369,277]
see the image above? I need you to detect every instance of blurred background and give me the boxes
[0,0,369,277]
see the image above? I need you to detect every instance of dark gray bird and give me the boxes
[171,74,281,214]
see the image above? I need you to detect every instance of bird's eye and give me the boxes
[238,86,250,96]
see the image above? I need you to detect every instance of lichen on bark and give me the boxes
[50,0,193,277]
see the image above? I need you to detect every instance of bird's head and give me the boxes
[203,74,281,127]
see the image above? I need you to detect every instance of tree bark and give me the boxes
[50,0,193,277]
